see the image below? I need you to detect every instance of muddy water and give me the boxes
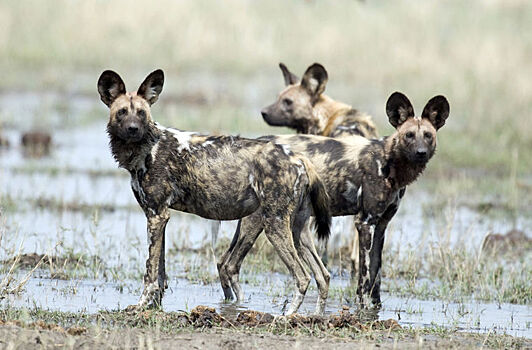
[0,93,531,338]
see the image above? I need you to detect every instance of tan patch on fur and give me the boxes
[109,92,153,124]
[274,134,370,174]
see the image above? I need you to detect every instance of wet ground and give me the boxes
[0,92,530,340]
[2,274,531,338]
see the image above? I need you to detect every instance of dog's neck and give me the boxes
[108,123,162,173]
[312,95,352,136]
[383,134,429,189]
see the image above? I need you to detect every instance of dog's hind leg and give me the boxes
[350,221,360,282]
[294,218,330,315]
[218,212,264,301]
[264,216,311,315]
[132,208,170,310]
[159,229,168,290]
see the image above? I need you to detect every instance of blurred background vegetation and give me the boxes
[0,0,531,176]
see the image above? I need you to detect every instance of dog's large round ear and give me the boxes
[137,69,164,105]
[279,62,299,86]
[300,63,328,105]
[97,70,126,107]
[421,95,450,130]
[386,92,414,129]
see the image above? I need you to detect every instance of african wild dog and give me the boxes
[261,62,378,139]
[217,92,450,306]
[261,62,379,277]
[97,69,332,315]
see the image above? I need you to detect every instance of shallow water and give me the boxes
[1,274,530,338]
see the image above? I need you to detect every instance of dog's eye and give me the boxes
[424,132,433,140]
[405,131,415,139]
[282,98,293,107]
[116,108,128,119]
[138,109,146,119]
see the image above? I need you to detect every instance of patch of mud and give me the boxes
[481,229,531,254]
[235,310,274,326]
[0,319,87,336]
[107,305,401,332]
[2,253,104,271]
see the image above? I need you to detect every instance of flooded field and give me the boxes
[0,91,530,345]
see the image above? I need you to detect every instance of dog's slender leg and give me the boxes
[218,212,264,301]
[350,220,360,282]
[356,218,375,307]
[368,205,398,304]
[356,204,397,307]
[217,220,240,301]
[133,208,170,310]
[264,217,311,316]
[296,219,330,316]
[159,231,167,290]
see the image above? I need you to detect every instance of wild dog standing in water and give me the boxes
[218,92,449,306]
[97,69,332,315]
[261,62,379,277]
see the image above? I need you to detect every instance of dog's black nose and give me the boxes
[416,150,427,158]
[128,125,139,134]
[261,111,268,120]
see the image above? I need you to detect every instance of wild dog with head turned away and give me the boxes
[218,92,449,306]
[97,69,332,315]
[260,62,378,277]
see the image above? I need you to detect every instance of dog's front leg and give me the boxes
[355,216,380,307]
[130,208,170,310]
[356,204,398,307]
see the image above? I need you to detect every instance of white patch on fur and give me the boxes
[286,290,305,315]
[137,281,160,307]
[148,86,158,99]
[151,141,160,161]
[308,78,319,94]
[342,180,357,203]
[293,161,305,197]
[376,160,383,177]
[131,177,146,203]
[249,173,260,195]
[155,123,198,153]
[362,224,376,289]
[202,140,214,147]
[357,186,362,202]
[337,125,359,131]
[363,213,372,225]
[165,193,174,207]
[281,144,292,156]
[169,129,197,153]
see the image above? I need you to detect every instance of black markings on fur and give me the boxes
[305,139,345,163]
